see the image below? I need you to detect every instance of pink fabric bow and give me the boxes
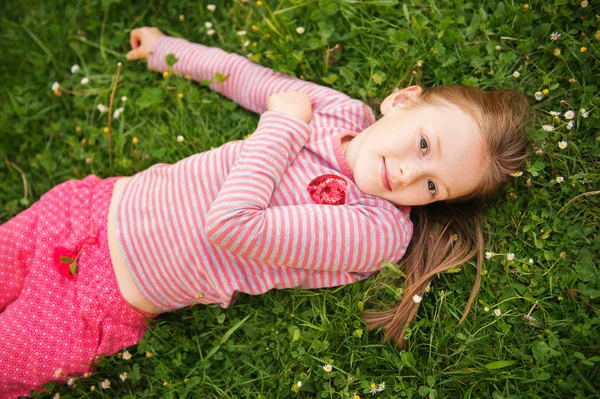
[307,174,347,205]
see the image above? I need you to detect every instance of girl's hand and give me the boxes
[267,91,313,124]
[126,27,165,61]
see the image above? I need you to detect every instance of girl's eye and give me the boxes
[420,137,428,154]
[427,180,437,196]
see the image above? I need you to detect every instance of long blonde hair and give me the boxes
[362,85,532,349]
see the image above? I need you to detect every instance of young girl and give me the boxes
[0,26,531,398]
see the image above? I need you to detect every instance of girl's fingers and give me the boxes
[130,28,142,49]
[126,48,142,61]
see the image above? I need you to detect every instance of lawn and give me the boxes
[0,0,599,398]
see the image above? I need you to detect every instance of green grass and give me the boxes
[1,0,599,398]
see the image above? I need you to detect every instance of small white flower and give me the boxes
[558,141,568,149]
[81,77,89,85]
[207,4,216,11]
[67,377,77,386]
[237,30,247,36]
[485,251,492,259]
[323,364,333,373]
[535,91,543,101]
[246,53,253,58]
[101,379,111,389]
[122,350,132,360]
[556,176,564,183]
[494,308,502,317]
[529,258,534,264]
[495,45,501,50]
[53,394,60,399]
[512,171,523,177]
[512,71,520,78]
[550,111,561,116]
[52,82,59,91]
[582,112,589,118]
[54,368,64,378]
[97,104,107,113]
[113,107,124,119]
[205,21,213,28]
[297,381,302,388]
[120,372,128,382]
[564,110,574,120]
[567,120,574,130]
[85,157,93,164]
[542,125,554,132]
[369,383,378,395]
[71,64,80,73]
[121,96,127,102]
[296,26,305,34]
[376,382,385,392]
[484,306,490,312]
[507,253,515,261]
[177,135,185,142]
[413,294,422,303]
[207,29,215,36]
[243,40,250,47]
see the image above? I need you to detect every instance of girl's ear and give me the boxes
[380,85,423,115]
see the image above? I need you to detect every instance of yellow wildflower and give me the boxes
[178,92,184,99]
[553,48,561,56]
[523,4,529,9]
[580,47,587,53]
[163,71,169,78]
[542,89,549,95]
[257,0,263,5]
[103,127,109,133]
[132,137,139,144]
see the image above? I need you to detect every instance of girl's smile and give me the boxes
[341,86,488,207]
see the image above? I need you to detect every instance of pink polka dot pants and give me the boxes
[0,175,157,398]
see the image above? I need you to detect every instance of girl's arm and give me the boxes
[204,96,413,273]
[128,27,361,116]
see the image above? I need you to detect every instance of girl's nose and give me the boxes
[397,163,423,186]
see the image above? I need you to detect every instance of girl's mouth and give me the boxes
[381,158,392,191]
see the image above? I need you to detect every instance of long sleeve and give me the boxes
[147,36,360,115]
[204,111,411,273]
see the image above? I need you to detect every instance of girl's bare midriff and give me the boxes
[108,177,164,315]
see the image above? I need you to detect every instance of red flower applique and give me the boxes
[307,174,347,205]
[53,220,98,280]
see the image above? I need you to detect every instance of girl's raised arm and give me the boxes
[145,34,357,115]
[204,111,413,273]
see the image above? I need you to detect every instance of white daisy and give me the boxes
[237,30,247,36]
[121,96,127,102]
[529,258,534,264]
[494,308,502,317]
[207,4,216,11]
[52,82,59,91]
[243,40,250,47]
[413,294,422,303]
[205,21,213,28]
[297,381,302,388]
[484,306,490,312]
[376,382,385,392]
[567,120,574,130]
[556,176,564,183]
[67,377,77,386]
[542,125,554,132]
[512,71,520,78]
[101,379,111,389]
[507,253,515,261]
[122,350,132,360]
[81,77,89,85]
[369,383,378,395]
[97,104,107,113]
[71,64,80,73]
[207,29,215,36]
[495,45,501,50]
[564,110,574,120]
[120,372,128,382]
[53,368,64,378]
[485,251,492,259]
[113,107,124,119]
[558,141,568,149]
[177,135,185,142]
[53,394,60,399]
[535,91,543,101]
[323,364,332,373]
[296,26,306,34]
[550,111,561,116]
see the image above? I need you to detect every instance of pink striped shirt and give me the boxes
[115,36,413,312]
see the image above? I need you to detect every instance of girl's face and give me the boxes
[341,86,487,207]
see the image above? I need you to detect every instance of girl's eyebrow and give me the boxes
[435,132,452,199]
